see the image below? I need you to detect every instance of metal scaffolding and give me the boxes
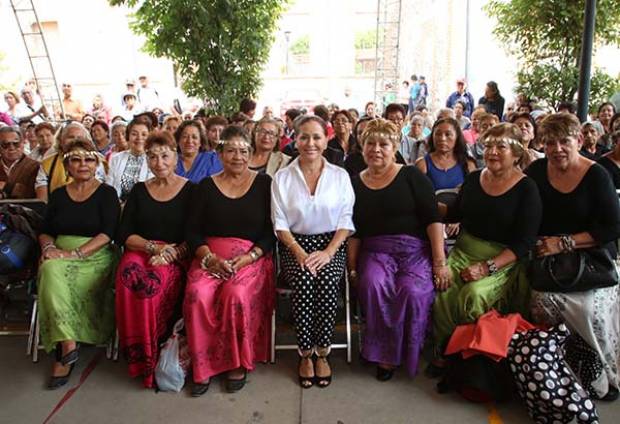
[373,0,402,112]
[10,0,64,120]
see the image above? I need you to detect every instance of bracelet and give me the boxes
[42,243,56,252]
[485,259,498,275]
[73,248,85,260]
[200,252,214,269]
[249,249,260,262]
[560,235,575,253]
[145,240,157,256]
[432,260,447,267]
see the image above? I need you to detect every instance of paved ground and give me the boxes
[1,334,619,424]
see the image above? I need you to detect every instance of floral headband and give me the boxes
[145,145,175,155]
[63,149,99,161]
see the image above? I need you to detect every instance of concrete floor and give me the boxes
[1,335,618,424]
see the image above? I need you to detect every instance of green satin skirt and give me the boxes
[37,235,118,352]
[432,231,530,354]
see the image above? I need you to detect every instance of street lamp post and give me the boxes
[577,0,597,122]
[284,30,291,75]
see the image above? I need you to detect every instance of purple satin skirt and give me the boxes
[358,234,435,376]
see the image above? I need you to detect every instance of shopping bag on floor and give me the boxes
[155,319,190,392]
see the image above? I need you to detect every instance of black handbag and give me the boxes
[529,246,618,293]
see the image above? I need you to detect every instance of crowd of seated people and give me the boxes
[0,93,619,407]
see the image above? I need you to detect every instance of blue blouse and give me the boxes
[175,151,223,183]
[424,154,465,190]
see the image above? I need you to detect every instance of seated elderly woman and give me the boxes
[579,121,608,160]
[30,122,56,162]
[509,112,544,170]
[248,117,291,176]
[183,125,275,396]
[430,123,542,375]
[37,138,120,389]
[115,131,192,388]
[526,113,620,401]
[90,120,112,155]
[107,121,129,160]
[0,126,39,199]
[347,119,448,381]
[328,110,356,158]
[175,120,223,183]
[469,113,500,168]
[106,119,153,202]
[35,122,107,201]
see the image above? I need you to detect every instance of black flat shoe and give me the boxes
[48,364,75,390]
[191,381,210,397]
[376,366,394,382]
[225,371,247,393]
[315,356,332,388]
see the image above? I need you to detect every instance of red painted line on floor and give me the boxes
[487,403,504,424]
[42,351,103,424]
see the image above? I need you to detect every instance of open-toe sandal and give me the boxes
[315,354,332,388]
[298,352,314,389]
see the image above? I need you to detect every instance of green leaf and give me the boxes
[109,0,290,115]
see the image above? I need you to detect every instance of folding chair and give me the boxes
[27,297,119,362]
[436,188,460,252]
[270,245,352,364]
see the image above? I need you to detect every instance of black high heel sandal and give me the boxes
[48,345,77,390]
[61,344,79,366]
[315,354,332,388]
[298,352,314,389]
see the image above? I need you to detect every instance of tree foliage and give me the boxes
[109,0,290,115]
[485,0,620,110]
[290,35,310,56]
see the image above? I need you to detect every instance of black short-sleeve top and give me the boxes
[352,166,441,239]
[446,170,542,259]
[42,183,120,239]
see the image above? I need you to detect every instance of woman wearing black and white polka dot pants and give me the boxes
[271,115,355,389]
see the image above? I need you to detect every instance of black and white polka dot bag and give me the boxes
[507,324,599,424]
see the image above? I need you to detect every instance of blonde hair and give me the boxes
[360,118,400,149]
[479,122,526,165]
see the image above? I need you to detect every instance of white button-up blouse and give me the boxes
[271,157,355,235]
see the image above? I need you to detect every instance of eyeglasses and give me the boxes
[62,84,72,88]
[256,128,277,138]
[0,141,21,149]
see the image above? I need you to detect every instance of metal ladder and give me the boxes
[373,0,402,113]
[10,0,64,120]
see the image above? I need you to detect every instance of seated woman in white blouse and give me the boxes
[271,115,355,389]
[106,119,153,202]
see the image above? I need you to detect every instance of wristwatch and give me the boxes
[485,259,498,275]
